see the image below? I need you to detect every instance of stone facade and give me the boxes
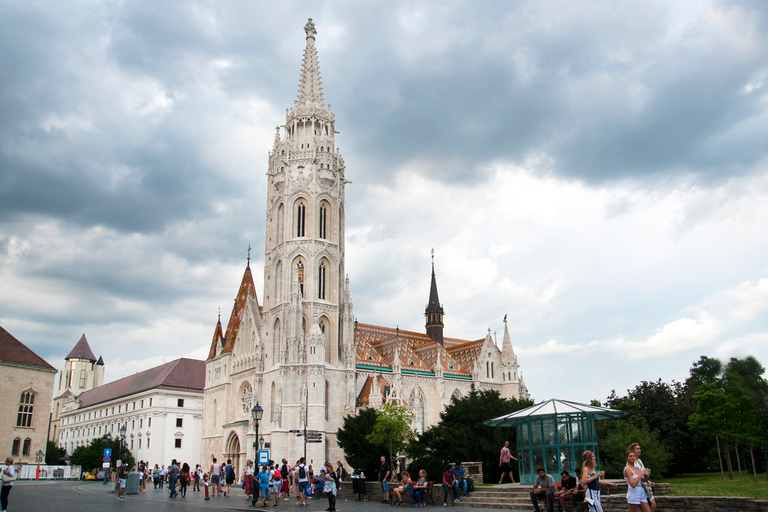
[203,19,529,473]
[0,326,56,465]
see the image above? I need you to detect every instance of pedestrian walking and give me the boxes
[499,440,518,484]
[2,457,16,512]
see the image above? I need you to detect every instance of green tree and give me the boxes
[366,400,417,473]
[45,441,67,465]
[407,390,532,482]
[336,408,387,479]
[597,419,671,478]
[70,435,135,471]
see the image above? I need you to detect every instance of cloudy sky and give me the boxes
[2,0,767,406]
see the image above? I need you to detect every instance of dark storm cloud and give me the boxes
[325,1,768,185]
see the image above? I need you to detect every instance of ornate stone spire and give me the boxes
[425,249,445,345]
[297,18,324,108]
[501,316,516,362]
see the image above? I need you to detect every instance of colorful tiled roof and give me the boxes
[0,325,56,372]
[207,263,260,361]
[354,323,485,376]
[65,334,97,362]
[356,375,389,408]
[446,339,487,374]
[207,317,225,361]
[75,358,205,408]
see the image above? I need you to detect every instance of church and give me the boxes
[202,19,529,470]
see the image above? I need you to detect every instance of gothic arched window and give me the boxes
[297,261,304,296]
[296,202,306,237]
[318,263,326,300]
[319,204,327,239]
[17,391,35,427]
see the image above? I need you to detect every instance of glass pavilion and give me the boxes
[484,399,627,484]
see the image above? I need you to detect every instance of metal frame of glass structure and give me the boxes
[485,399,626,485]
[516,412,599,484]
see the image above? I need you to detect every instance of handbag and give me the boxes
[2,470,16,483]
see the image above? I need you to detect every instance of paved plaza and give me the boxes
[7,481,486,512]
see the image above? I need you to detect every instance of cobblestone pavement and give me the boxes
[8,481,486,512]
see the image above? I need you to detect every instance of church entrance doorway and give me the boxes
[225,432,242,474]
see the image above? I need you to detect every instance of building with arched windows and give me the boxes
[0,325,56,465]
[202,19,529,471]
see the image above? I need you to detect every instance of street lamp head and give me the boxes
[259,436,265,449]
[120,424,127,437]
[105,432,112,441]
[252,402,263,423]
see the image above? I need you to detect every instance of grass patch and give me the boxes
[659,472,768,501]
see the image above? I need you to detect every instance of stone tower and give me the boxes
[49,334,104,441]
[203,19,355,469]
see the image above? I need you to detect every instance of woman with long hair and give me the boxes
[390,471,413,506]
[179,462,190,498]
[581,451,617,512]
[624,450,651,512]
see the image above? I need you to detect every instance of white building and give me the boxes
[54,337,205,467]
[202,19,529,472]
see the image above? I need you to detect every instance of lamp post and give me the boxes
[103,433,112,485]
[251,403,263,465]
[119,424,127,466]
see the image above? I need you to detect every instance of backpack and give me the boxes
[298,465,306,479]
[467,477,475,493]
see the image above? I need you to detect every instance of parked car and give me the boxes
[84,472,96,480]
[96,470,108,481]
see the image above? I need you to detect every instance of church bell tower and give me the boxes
[262,17,353,369]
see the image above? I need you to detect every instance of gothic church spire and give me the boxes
[297,18,324,108]
[425,249,445,345]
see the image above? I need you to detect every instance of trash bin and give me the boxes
[126,472,140,494]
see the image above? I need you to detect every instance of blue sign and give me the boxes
[258,450,270,465]
[103,456,111,463]
[103,449,112,457]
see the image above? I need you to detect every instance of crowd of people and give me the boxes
[529,443,656,512]
[106,456,349,510]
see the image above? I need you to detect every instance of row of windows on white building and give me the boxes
[59,398,188,454]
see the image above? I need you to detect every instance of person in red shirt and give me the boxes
[441,464,455,506]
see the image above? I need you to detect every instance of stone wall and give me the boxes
[602,495,768,512]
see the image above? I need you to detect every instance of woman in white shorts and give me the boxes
[272,465,282,506]
[624,450,651,512]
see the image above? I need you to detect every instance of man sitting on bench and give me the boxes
[555,470,578,511]
[530,467,556,512]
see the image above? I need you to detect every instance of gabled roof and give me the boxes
[74,358,205,409]
[207,317,225,361]
[208,262,260,361]
[65,334,97,362]
[0,325,56,372]
[372,333,431,373]
[356,375,389,408]
[446,338,488,373]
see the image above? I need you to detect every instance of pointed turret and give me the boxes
[424,252,445,345]
[297,18,324,108]
[206,313,225,361]
[65,334,97,363]
[501,317,516,362]
[221,259,259,354]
